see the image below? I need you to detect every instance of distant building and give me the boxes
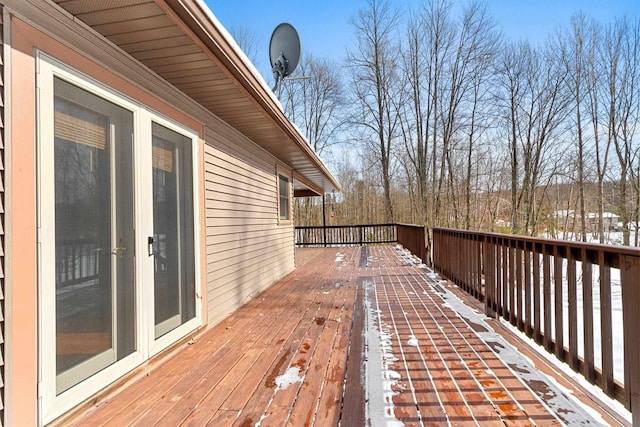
[586,212,620,232]
[553,210,620,232]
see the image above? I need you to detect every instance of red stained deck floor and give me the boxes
[57,246,620,426]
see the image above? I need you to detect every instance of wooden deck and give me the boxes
[57,246,623,426]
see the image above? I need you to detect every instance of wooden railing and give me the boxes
[294,224,428,264]
[433,227,640,423]
[397,224,427,263]
[295,224,397,247]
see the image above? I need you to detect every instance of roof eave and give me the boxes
[162,0,341,194]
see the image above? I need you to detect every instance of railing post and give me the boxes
[483,236,495,317]
[322,195,327,247]
[621,254,640,424]
[477,235,483,301]
[420,226,424,262]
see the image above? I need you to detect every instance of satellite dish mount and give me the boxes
[269,23,301,93]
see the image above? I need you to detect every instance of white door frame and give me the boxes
[37,52,202,424]
[139,112,202,358]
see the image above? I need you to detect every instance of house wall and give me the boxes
[4,3,295,424]
[204,127,294,325]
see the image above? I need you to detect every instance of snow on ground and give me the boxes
[254,363,305,426]
[394,245,422,267]
[530,235,626,383]
[549,230,639,247]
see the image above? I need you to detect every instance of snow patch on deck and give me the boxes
[501,319,632,424]
[274,367,303,390]
[394,245,422,266]
[407,335,419,347]
[423,271,607,426]
[363,279,404,427]
[254,365,304,426]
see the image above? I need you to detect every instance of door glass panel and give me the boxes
[54,78,135,394]
[152,123,195,339]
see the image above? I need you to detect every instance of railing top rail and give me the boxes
[296,223,397,229]
[433,226,640,257]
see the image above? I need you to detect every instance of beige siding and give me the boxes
[9,0,298,335]
[203,125,295,325]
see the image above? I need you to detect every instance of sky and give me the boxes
[206,0,640,81]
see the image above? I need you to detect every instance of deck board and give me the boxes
[57,246,617,427]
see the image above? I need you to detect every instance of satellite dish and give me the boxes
[269,23,301,92]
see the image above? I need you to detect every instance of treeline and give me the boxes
[266,0,640,248]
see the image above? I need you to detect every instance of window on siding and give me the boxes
[279,174,290,221]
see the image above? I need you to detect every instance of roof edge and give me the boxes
[164,0,341,193]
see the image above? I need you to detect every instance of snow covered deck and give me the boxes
[56,246,626,426]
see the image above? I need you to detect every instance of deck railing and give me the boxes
[433,227,640,423]
[295,224,397,247]
[397,224,427,263]
[294,224,428,265]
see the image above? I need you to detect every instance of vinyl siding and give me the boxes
[203,125,295,326]
[1,4,304,423]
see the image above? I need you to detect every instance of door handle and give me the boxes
[148,236,154,256]
[111,247,127,257]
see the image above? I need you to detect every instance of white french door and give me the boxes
[51,77,137,396]
[143,119,200,355]
[37,54,201,424]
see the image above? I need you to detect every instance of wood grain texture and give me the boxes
[55,246,611,427]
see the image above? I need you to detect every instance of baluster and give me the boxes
[598,250,614,397]
[582,247,594,383]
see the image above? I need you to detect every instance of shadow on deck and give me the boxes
[56,246,628,426]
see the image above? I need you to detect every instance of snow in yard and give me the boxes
[523,234,626,383]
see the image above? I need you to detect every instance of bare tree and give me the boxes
[294,3,640,246]
[281,55,346,226]
[395,0,454,261]
[555,14,590,241]
[497,41,570,235]
[433,2,498,225]
[348,0,401,223]
[582,18,612,243]
[228,25,260,65]
[281,55,346,155]
[602,17,640,245]
[397,0,498,258]
[497,42,526,233]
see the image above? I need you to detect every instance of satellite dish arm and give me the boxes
[272,52,288,92]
